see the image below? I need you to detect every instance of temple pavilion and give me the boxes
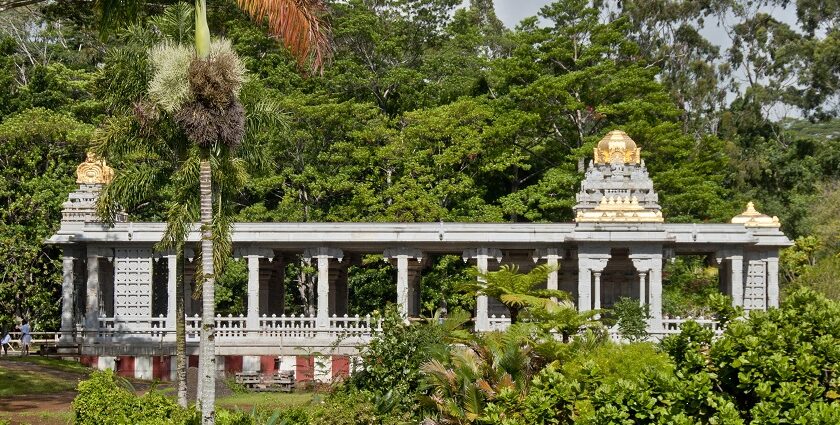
[47,130,791,381]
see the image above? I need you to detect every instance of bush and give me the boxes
[610,297,649,342]
[349,306,447,401]
[73,369,196,425]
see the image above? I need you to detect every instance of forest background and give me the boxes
[1,0,839,330]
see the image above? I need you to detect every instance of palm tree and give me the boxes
[461,264,569,324]
[94,2,328,423]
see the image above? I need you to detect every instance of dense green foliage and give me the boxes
[67,288,840,423]
[73,369,196,424]
[1,0,838,324]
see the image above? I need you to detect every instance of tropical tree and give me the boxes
[461,264,567,324]
[92,1,330,423]
[529,302,602,344]
[421,324,544,424]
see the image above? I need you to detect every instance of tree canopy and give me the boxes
[1,0,840,327]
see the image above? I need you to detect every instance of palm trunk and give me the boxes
[195,1,214,423]
[199,157,215,424]
[176,244,187,408]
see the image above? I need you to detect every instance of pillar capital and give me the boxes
[383,247,424,262]
[303,247,343,262]
[580,256,609,272]
[630,257,657,273]
[234,246,275,260]
[462,247,502,263]
[86,246,113,260]
[532,247,563,263]
[156,248,195,261]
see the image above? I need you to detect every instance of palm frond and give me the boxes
[149,2,194,44]
[95,0,145,37]
[96,164,169,221]
[236,0,332,72]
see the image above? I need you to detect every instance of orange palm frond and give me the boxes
[236,0,332,73]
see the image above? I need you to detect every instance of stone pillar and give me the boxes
[577,263,591,312]
[630,246,662,328]
[462,248,502,331]
[259,259,272,315]
[729,254,744,308]
[577,248,610,312]
[236,247,274,331]
[638,272,647,307]
[766,254,779,308]
[233,246,274,332]
[303,248,343,328]
[60,252,76,343]
[648,258,663,326]
[247,255,260,330]
[166,254,177,329]
[327,260,350,316]
[407,261,424,317]
[85,247,102,338]
[384,248,424,319]
[533,248,562,300]
[593,271,603,312]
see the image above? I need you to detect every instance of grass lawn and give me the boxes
[0,366,77,397]
[217,391,315,411]
[1,356,92,375]
[0,411,74,425]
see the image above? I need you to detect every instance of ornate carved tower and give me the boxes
[574,130,663,223]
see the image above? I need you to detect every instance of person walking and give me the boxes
[1,328,10,356]
[20,320,31,356]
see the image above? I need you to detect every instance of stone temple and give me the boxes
[47,130,791,381]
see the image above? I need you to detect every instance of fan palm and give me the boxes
[461,264,569,324]
[94,1,329,423]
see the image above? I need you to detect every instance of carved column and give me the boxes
[631,257,651,307]
[637,272,647,306]
[236,247,274,331]
[60,251,77,343]
[533,248,563,299]
[577,247,610,312]
[303,248,343,328]
[384,248,424,318]
[648,256,663,326]
[593,271,603,312]
[766,254,779,308]
[729,253,744,308]
[406,260,424,317]
[630,246,662,328]
[463,248,503,331]
[85,247,105,339]
[166,253,177,329]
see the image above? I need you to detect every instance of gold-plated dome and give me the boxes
[593,130,641,165]
[731,202,780,228]
[76,152,114,185]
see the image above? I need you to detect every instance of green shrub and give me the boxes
[349,306,448,404]
[562,342,672,386]
[610,297,649,342]
[72,369,196,425]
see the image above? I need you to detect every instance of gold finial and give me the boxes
[76,152,114,185]
[731,202,780,228]
[593,130,641,165]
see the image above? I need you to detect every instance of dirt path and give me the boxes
[0,358,185,424]
[0,359,85,424]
